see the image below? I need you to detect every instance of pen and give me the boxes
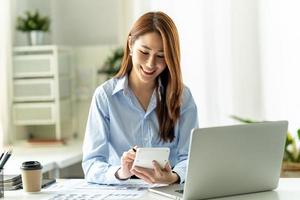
[132,147,137,153]
[0,152,4,161]
[0,149,12,169]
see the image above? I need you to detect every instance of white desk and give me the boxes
[4,140,82,178]
[2,178,300,200]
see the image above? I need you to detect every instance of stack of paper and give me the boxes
[1,174,22,191]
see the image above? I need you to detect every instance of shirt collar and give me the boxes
[112,75,130,96]
[112,75,163,114]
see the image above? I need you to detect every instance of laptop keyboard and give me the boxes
[175,189,184,194]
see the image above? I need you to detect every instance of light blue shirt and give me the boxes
[82,75,198,184]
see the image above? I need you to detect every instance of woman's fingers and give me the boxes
[122,151,135,162]
[127,148,137,158]
[130,162,178,185]
[131,168,154,184]
[118,147,139,179]
[123,155,134,162]
[152,160,163,176]
[121,153,130,163]
[164,162,172,172]
[127,152,136,160]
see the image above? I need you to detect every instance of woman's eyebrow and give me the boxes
[141,45,164,53]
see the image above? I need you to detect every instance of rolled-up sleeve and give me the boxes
[172,88,199,184]
[82,87,121,184]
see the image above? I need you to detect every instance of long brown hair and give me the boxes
[115,11,183,142]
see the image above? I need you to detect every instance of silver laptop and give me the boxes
[149,121,288,200]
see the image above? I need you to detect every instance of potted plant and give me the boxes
[231,115,300,177]
[16,10,50,45]
[98,47,124,78]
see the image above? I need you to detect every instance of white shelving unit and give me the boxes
[12,45,75,141]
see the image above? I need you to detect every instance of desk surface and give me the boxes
[2,178,300,200]
[4,140,82,175]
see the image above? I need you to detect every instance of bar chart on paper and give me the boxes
[42,179,165,200]
[46,191,144,200]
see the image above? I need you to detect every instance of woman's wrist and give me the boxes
[171,171,180,184]
[115,167,131,181]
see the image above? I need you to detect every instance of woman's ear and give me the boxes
[128,36,133,56]
[128,36,132,52]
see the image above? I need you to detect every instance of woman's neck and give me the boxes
[128,73,155,94]
[128,72,156,111]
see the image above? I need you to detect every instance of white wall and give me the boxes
[231,0,263,119]
[50,0,120,46]
[14,0,123,46]
[259,0,300,136]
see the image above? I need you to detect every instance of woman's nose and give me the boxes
[146,55,156,68]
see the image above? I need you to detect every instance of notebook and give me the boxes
[149,121,288,200]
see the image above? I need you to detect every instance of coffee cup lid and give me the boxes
[21,161,42,170]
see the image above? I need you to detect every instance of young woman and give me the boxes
[82,11,198,185]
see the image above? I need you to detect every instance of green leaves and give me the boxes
[285,132,300,162]
[16,10,50,32]
[230,115,258,123]
[99,47,124,76]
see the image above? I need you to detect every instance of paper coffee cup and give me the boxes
[21,161,43,192]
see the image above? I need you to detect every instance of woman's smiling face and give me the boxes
[129,31,166,85]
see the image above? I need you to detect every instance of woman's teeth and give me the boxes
[141,66,155,75]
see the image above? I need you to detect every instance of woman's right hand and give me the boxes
[117,146,137,179]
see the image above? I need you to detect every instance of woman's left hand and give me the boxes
[130,161,179,184]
